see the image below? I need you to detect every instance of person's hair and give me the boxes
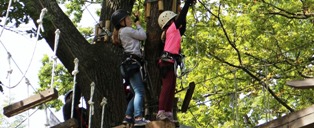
[112,27,120,45]
[112,17,128,45]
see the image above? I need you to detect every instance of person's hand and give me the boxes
[133,11,140,23]
[135,20,141,26]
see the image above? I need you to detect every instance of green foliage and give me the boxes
[37,55,73,111]
[177,0,314,127]
[78,26,93,42]
[0,0,30,27]
[5,0,314,127]
[59,0,101,42]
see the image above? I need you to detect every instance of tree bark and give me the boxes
[21,0,175,127]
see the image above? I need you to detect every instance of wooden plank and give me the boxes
[50,118,78,128]
[181,82,195,113]
[3,88,58,117]
[286,79,314,89]
[256,104,314,128]
[146,120,175,128]
[113,121,180,128]
[112,124,133,128]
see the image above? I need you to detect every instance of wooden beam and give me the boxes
[286,78,314,89]
[181,82,195,113]
[50,118,78,128]
[112,121,175,128]
[3,88,58,117]
[256,104,314,128]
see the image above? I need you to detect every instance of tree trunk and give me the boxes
[144,0,175,120]
[21,0,176,127]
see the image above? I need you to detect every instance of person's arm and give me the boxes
[126,25,147,41]
[175,0,195,35]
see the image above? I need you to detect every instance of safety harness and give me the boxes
[120,53,144,80]
[158,51,185,78]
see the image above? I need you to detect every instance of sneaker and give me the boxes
[122,117,134,124]
[134,118,150,126]
[167,116,178,123]
[165,113,178,123]
[156,111,168,120]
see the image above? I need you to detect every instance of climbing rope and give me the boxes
[26,78,31,128]
[37,8,47,33]
[2,8,48,89]
[71,58,79,118]
[0,0,13,37]
[50,29,61,88]
[6,52,12,80]
[100,97,107,128]
[6,52,12,103]
[88,82,95,128]
[0,3,60,127]
[14,108,39,128]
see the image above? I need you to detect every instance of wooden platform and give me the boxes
[112,120,175,128]
[286,79,314,89]
[3,88,58,117]
[256,104,314,128]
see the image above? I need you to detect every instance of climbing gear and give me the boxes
[158,11,177,29]
[51,29,60,88]
[71,58,79,119]
[88,82,95,128]
[120,54,142,79]
[111,9,129,29]
[94,20,111,43]
[158,52,185,78]
[100,97,107,128]
[159,52,175,63]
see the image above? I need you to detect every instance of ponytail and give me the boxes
[112,27,121,45]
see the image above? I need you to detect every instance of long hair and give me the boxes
[112,27,121,45]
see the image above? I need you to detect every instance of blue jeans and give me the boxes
[125,71,145,118]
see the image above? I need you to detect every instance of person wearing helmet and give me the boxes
[111,9,149,126]
[62,88,88,128]
[157,0,196,122]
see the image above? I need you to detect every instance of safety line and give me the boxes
[0,0,13,37]
[14,108,39,128]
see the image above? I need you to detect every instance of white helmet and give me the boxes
[158,11,177,29]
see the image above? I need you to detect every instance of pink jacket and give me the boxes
[164,22,181,55]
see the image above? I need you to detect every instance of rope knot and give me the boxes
[88,100,94,115]
[100,97,107,106]
[36,8,48,32]
[72,58,79,75]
